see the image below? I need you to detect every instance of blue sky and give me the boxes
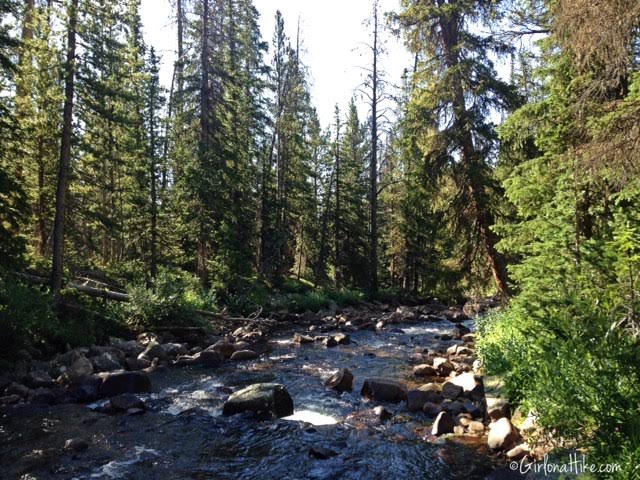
[140,0,413,127]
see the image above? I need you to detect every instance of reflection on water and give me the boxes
[283,409,339,425]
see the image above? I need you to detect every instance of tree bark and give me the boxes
[51,0,78,298]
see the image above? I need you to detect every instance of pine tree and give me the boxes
[394,0,520,296]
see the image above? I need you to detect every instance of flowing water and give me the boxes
[0,318,502,480]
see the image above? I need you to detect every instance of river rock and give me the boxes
[222,383,293,419]
[413,364,437,377]
[424,403,443,417]
[64,438,89,453]
[137,341,167,362]
[125,357,151,371]
[99,371,151,397]
[194,350,225,366]
[487,418,521,451]
[462,333,476,343]
[334,333,350,345]
[5,382,30,398]
[67,357,94,383]
[450,372,484,400]
[487,397,510,421]
[66,375,102,403]
[208,340,236,359]
[112,340,144,357]
[454,325,471,338]
[24,370,55,389]
[29,387,58,405]
[361,378,407,403]
[233,341,252,351]
[432,411,455,436]
[110,393,145,412]
[161,343,188,358]
[323,336,338,348]
[137,332,161,346]
[468,421,485,433]
[309,446,338,460]
[463,400,484,418]
[91,352,122,372]
[506,443,530,460]
[0,394,21,405]
[373,405,393,422]
[293,333,314,344]
[325,368,354,393]
[230,350,259,361]
[407,389,441,411]
[432,358,454,376]
[442,381,463,400]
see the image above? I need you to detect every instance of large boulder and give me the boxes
[432,411,455,436]
[325,368,354,393]
[361,378,407,403]
[99,371,151,397]
[222,383,293,419]
[487,418,521,451]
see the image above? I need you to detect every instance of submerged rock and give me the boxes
[110,393,145,412]
[222,383,294,419]
[325,368,354,393]
[361,378,407,403]
[99,371,151,397]
[64,438,89,453]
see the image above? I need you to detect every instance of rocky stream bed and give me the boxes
[0,301,533,480]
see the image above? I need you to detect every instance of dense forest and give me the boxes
[1,0,640,476]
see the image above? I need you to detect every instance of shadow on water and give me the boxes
[0,320,499,479]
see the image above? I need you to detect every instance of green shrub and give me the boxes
[112,268,213,330]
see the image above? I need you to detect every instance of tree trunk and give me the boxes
[51,0,78,298]
[439,7,510,297]
[197,0,210,285]
[369,0,379,292]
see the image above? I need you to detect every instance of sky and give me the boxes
[139,0,413,127]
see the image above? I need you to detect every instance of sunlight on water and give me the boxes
[283,410,338,425]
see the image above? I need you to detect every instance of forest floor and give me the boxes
[0,300,547,480]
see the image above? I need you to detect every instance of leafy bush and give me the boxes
[112,268,214,330]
